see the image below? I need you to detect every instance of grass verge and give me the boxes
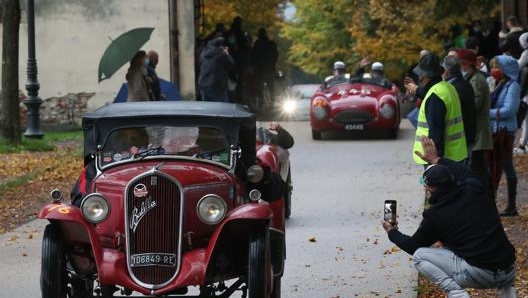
[0,129,82,154]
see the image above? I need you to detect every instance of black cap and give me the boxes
[423,164,456,189]
[413,53,444,78]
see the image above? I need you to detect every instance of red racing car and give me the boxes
[310,74,401,140]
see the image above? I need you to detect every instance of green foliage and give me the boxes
[282,0,500,79]
[281,0,356,77]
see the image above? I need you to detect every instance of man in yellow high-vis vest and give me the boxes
[412,54,468,164]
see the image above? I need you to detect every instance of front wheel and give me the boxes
[388,128,398,139]
[311,129,322,140]
[41,223,66,298]
[248,227,271,298]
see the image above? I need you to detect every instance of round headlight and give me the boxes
[313,106,328,120]
[80,194,110,223]
[380,103,396,119]
[197,195,227,224]
[247,164,264,183]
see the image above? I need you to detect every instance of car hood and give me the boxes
[94,160,233,190]
[329,95,378,110]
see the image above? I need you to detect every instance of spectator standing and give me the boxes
[443,55,477,150]
[499,16,525,59]
[404,50,430,129]
[198,37,235,102]
[458,49,494,199]
[146,50,162,101]
[252,28,279,103]
[383,137,517,298]
[514,33,528,153]
[488,55,520,216]
[412,53,468,165]
[126,50,152,101]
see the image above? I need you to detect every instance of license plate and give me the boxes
[345,124,364,130]
[130,253,176,267]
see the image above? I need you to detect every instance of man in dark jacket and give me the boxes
[383,137,517,298]
[443,55,477,149]
[253,28,279,101]
[198,37,235,102]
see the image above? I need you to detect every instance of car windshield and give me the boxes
[349,74,391,89]
[291,85,319,99]
[99,125,229,167]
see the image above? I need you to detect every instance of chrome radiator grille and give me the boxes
[125,171,183,288]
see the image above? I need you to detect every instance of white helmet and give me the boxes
[372,62,384,71]
[334,61,346,70]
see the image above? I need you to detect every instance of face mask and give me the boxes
[144,58,150,67]
[491,68,504,81]
[461,70,468,78]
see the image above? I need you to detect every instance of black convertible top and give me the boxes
[83,101,254,120]
[82,101,256,163]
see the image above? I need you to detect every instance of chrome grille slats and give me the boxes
[125,170,183,289]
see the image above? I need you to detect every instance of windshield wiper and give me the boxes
[136,146,164,160]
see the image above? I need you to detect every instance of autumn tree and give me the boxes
[281,0,357,77]
[348,0,500,78]
[1,0,22,145]
[201,0,286,38]
[281,0,500,79]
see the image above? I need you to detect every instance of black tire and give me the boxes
[248,227,271,298]
[284,169,292,219]
[388,128,398,139]
[311,129,322,140]
[41,223,66,298]
[271,276,281,298]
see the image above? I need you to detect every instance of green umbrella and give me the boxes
[98,27,155,83]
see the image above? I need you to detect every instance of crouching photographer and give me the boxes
[382,136,517,298]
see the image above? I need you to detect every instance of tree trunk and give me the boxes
[1,0,21,145]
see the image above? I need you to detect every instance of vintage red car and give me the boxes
[310,74,401,140]
[38,101,288,298]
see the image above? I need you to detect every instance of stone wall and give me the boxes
[19,91,94,126]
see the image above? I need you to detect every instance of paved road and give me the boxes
[0,121,423,298]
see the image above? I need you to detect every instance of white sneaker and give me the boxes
[513,146,526,154]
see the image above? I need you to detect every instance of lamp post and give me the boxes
[23,0,43,139]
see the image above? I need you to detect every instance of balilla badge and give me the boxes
[130,196,157,232]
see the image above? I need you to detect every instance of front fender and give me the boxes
[39,203,104,269]
[202,202,273,282]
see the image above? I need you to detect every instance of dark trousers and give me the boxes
[470,150,493,201]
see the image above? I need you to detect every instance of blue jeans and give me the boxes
[413,247,516,298]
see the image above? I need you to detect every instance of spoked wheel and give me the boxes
[41,223,67,298]
[284,169,292,219]
[248,226,271,298]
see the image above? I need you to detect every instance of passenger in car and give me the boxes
[324,61,350,88]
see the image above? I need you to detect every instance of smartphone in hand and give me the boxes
[384,200,397,225]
